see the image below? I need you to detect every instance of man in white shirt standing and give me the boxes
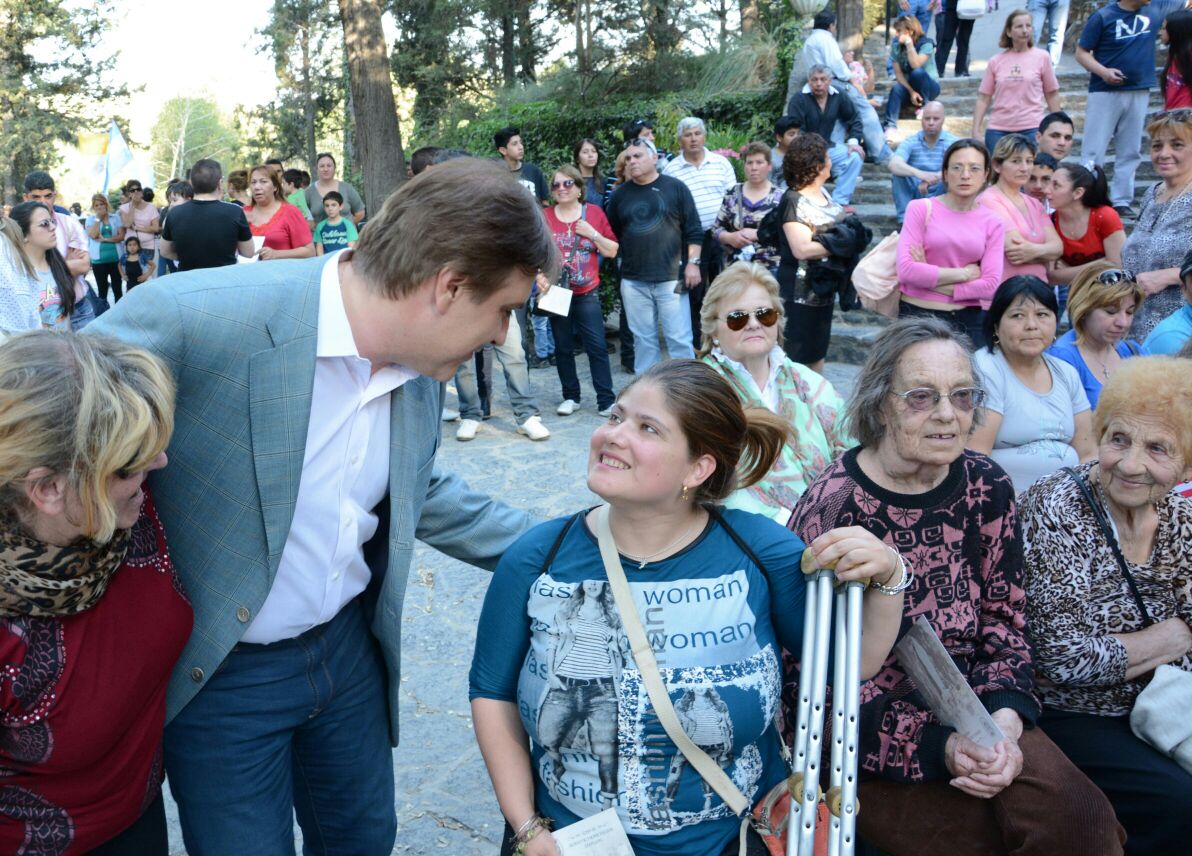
[663,117,737,349]
[88,159,553,855]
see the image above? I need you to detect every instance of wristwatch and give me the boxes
[687,258,701,265]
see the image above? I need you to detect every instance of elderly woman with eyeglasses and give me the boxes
[787,316,1125,856]
[0,331,189,855]
[1121,110,1192,339]
[1047,261,1150,409]
[697,262,852,525]
[1019,356,1192,855]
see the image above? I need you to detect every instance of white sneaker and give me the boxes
[456,418,481,441]
[598,406,614,418]
[556,399,579,416]
[518,415,551,441]
[441,407,460,422]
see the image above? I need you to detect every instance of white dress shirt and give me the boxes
[663,150,738,231]
[242,252,418,643]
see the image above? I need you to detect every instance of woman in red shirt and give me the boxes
[0,331,191,855]
[1050,163,1125,316]
[1161,12,1192,109]
[245,165,314,260]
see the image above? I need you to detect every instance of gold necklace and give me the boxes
[616,515,701,569]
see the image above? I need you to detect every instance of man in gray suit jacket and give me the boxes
[88,159,555,855]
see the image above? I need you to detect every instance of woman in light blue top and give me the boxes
[1047,262,1149,410]
[969,275,1096,493]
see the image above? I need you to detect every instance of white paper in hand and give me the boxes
[536,285,573,317]
[237,235,267,265]
[550,809,633,856]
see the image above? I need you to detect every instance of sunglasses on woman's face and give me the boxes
[35,219,56,230]
[724,307,778,331]
[551,179,576,190]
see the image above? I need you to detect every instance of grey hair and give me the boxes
[676,117,706,138]
[847,316,982,448]
[808,64,833,78]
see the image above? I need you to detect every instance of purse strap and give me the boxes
[592,505,751,816]
[1062,467,1154,627]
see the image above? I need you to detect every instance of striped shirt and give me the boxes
[663,149,738,231]
[892,130,958,175]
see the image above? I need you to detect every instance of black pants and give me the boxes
[85,791,167,855]
[688,231,725,351]
[92,261,123,303]
[935,0,974,76]
[898,302,986,350]
[1040,708,1192,856]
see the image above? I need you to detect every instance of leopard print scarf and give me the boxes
[0,526,131,617]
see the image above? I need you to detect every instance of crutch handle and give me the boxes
[800,550,836,575]
[825,786,860,818]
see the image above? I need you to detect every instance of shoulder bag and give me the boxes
[1062,467,1192,773]
[532,207,586,317]
[852,197,933,319]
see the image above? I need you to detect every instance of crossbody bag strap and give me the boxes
[593,505,750,816]
[706,506,772,582]
[1062,467,1154,627]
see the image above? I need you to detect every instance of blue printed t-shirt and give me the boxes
[1079,2,1159,92]
[314,218,359,251]
[469,509,808,856]
[1047,329,1149,409]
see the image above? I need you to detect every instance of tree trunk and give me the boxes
[516,0,536,83]
[837,0,866,56]
[739,0,758,33]
[301,26,317,169]
[336,0,405,208]
[500,7,516,86]
[575,0,586,74]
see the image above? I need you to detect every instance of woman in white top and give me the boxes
[969,275,1096,492]
[0,218,40,336]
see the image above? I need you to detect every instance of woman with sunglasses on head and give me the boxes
[1047,261,1149,409]
[1121,110,1192,339]
[538,165,619,418]
[977,135,1063,284]
[698,262,852,525]
[788,316,1125,856]
[470,359,905,856]
[897,139,1005,346]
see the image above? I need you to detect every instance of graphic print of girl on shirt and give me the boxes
[538,580,628,809]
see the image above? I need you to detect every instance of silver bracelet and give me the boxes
[872,547,912,596]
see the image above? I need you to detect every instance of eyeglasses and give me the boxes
[34,218,56,230]
[947,164,985,175]
[1097,268,1137,285]
[126,187,141,193]
[551,179,576,189]
[724,307,779,331]
[892,387,985,412]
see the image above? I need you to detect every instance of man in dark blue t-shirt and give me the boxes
[605,139,703,373]
[1076,0,1160,216]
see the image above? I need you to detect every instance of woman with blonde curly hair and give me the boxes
[0,331,189,854]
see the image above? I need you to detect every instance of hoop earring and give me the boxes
[681,485,690,502]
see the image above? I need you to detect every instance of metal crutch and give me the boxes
[788,549,865,856]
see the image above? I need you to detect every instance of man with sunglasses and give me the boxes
[606,138,703,373]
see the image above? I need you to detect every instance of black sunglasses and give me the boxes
[551,179,576,190]
[724,307,778,331]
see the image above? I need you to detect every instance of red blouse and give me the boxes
[0,491,192,854]
[247,201,314,252]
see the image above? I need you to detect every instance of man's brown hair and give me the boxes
[353,158,558,300]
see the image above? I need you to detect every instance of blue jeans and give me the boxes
[164,599,396,856]
[985,127,1038,154]
[620,278,694,373]
[884,68,941,127]
[531,312,554,357]
[892,174,947,224]
[1030,0,1069,67]
[828,145,863,205]
[841,83,893,162]
[549,289,615,410]
[455,311,540,421]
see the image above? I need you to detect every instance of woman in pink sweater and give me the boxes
[897,138,1005,346]
[977,134,1062,284]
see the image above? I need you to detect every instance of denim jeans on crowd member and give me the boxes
[936,0,975,76]
[841,82,894,162]
[828,145,864,205]
[164,599,397,856]
[885,69,942,127]
[892,174,948,224]
[984,127,1039,155]
[549,289,616,410]
[620,278,694,373]
[531,312,555,358]
[455,310,540,422]
[889,0,938,74]
[1081,90,1150,209]
[1030,0,1070,67]
[69,290,97,331]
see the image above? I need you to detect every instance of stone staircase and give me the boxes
[824,62,1168,364]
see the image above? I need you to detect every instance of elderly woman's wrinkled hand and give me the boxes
[946,732,1023,799]
[808,527,899,587]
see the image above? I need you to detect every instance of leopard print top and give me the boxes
[1019,462,1192,716]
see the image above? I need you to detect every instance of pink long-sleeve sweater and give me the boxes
[896,198,1005,310]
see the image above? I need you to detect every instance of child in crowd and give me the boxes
[313,191,358,255]
[282,168,314,225]
[118,236,153,289]
[1026,152,1057,210]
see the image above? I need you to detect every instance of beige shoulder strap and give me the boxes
[593,505,749,816]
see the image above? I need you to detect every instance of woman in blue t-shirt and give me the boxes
[469,360,907,856]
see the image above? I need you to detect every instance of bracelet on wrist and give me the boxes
[513,815,552,854]
[872,547,912,596]
[687,259,701,265]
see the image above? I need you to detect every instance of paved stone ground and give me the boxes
[162,344,858,855]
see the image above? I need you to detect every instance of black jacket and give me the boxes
[785,90,865,146]
[808,214,872,309]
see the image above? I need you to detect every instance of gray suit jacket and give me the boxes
[88,255,534,744]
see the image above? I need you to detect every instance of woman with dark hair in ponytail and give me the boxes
[10,201,85,330]
[1161,11,1192,109]
[469,359,906,856]
[1050,162,1126,316]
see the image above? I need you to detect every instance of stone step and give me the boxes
[826,320,889,365]
[858,159,1159,181]
[847,177,1157,204]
